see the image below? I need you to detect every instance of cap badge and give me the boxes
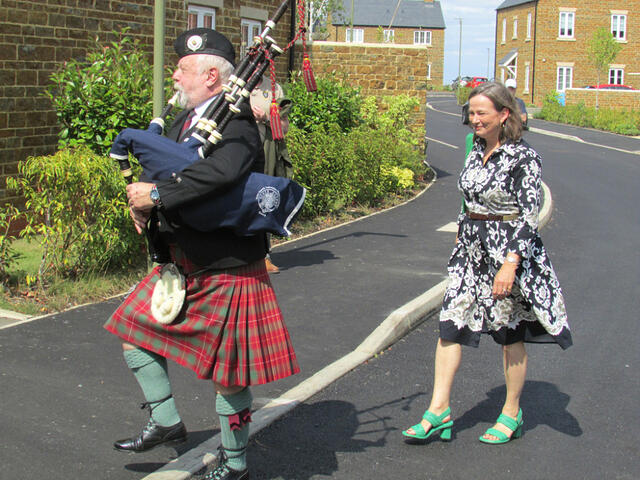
[187,35,203,52]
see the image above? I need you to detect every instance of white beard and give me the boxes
[173,85,190,109]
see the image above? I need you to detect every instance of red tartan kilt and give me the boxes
[104,251,299,386]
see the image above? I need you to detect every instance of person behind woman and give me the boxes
[402,82,572,445]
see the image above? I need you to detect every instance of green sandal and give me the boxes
[402,407,453,442]
[479,409,523,445]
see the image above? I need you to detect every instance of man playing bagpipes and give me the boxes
[104,28,299,480]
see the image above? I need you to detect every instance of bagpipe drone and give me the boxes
[109,0,317,255]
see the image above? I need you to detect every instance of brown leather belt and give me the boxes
[467,211,519,221]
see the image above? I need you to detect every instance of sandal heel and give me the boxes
[440,427,452,442]
[512,424,523,439]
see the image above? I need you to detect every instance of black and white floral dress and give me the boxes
[439,139,572,349]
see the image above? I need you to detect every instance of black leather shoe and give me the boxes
[204,446,249,480]
[114,420,187,453]
[204,465,249,480]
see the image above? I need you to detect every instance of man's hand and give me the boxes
[126,182,155,234]
[251,105,267,123]
[129,206,150,235]
[126,182,155,210]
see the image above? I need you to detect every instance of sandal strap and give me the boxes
[496,413,520,432]
[408,422,427,437]
[422,407,451,427]
[484,427,509,442]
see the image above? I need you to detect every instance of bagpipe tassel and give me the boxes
[302,55,317,92]
[269,100,285,140]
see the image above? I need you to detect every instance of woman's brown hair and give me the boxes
[469,81,523,143]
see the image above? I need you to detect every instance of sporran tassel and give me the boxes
[269,100,284,140]
[302,55,317,92]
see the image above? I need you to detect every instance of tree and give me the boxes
[308,0,345,40]
[587,27,622,110]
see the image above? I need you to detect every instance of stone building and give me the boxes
[495,0,640,105]
[0,0,297,204]
[325,0,445,87]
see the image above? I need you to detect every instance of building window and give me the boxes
[427,63,431,79]
[513,18,518,39]
[188,5,215,29]
[557,66,572,91]
[611,15,626,41]
[527,12,532,39]
[383,29,394,43]
[346,28,364,43]
[241,19,262,57]
[524,64,530,92]
[609,68,624,85]
[414,30,432,45]
[502,18,507,43]
[559,12,574,38]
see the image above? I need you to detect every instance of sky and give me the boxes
[440,1,504,85]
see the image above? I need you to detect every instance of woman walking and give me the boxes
[403,82,571,445]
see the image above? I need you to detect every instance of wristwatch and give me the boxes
[149,185,162,207]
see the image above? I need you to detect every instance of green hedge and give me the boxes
[537,91,640,135]
[45,32,173,156]
[6,147,145,285]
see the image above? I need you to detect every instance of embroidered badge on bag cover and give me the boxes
[256,186,280,216]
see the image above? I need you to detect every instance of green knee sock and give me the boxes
[216,388,253,472]
[123,348,181,427]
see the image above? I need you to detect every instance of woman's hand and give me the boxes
[492,261,518,300]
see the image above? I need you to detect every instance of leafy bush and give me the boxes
[6,147,146,286]
[456,87,472,105]
[286,72,362,133]
[0,204,21,285]
[537,91,640,135]
[45,32,173,156]
[287,93,425,215]
[287,124,358,217]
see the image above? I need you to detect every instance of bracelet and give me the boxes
[505,253,520,265]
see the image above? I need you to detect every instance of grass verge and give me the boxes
[1,175,433,317]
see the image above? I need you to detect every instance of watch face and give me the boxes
[150,188,160,204]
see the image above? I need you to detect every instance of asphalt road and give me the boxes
[245,94,640,479]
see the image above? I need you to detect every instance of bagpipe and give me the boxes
[109,0,317,255]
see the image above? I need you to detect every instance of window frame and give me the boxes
[241,19,262,57]
[524,64,530,93]
[611,14,627,41]
[383,29,395,43]
[188,4,216,29]
[558,11,575,39]
[526,12,532,39]
[557,66,573,91]
[345,28,364,43]
[609,68,624,85]
[413,30,432,46]
[502,18,507,43]
[513,18,518,39]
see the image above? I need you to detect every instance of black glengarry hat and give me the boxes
[174,28,236,65]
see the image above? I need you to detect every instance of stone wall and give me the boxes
[301,41,435,135]
[565,88,640,110]
[0,0,294,204]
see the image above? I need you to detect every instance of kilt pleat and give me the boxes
[104,252,299,386]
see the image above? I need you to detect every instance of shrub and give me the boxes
[45,32,173,156]
[286,72,362,133]
[287,124,358,217]
[456,87,472,105]
[6,147,146,286]
[0,204,21,285]
[537,90,640,135]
